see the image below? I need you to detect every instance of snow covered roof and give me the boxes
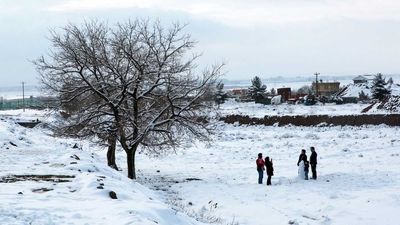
[390,84,400,96]
[353,75,367,81]
[337,80,400,98]
[336,83,372,98]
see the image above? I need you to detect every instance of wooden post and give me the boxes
[314,72,319,97]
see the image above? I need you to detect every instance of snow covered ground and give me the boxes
[135,123,400,225]
[2,107,400,225]
[0,109,50,122]
[0,117,206,225]
[219,99,377,117]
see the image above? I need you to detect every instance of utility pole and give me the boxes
[314,72,319,97]
[22,82,25,112]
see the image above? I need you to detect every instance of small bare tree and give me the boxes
[35,19,223,179]
[297,85,313,95]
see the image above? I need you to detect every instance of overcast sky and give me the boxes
[1,0,400,86]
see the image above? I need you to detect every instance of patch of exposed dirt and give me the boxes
[0,174,75,183]
[222,114,400,126]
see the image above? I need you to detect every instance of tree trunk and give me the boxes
[126,149,136,179]
[107,134,118,170]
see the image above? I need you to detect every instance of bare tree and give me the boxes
[297,85,313,95]
[36,22,121,170]
[35,19,223,179]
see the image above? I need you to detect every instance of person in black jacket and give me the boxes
[310,146,318,179]
[297,149,307,166]
[265,157,274,185]
[304,160,309,180]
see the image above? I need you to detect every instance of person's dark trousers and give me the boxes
[267,175,272,185]
[258,170,263,184]
[311,164,317,179]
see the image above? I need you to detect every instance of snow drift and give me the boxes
[0,118,204,225]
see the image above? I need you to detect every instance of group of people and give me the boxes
[297,147,318,180]
[256,147,318,185]
[256,153,274,185]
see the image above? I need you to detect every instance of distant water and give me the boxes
[1,74,399,99]
[224,80,322,90]
[223,77,351,90]
[223,74,400,90]
[0,85,41,100]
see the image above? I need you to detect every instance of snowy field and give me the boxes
[0,117,206,225]
[219,99,377,117]
[1,109,400,225]
[135,123,400,225]
[0,109,50,121]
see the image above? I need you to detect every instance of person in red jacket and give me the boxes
[256,153,265,184]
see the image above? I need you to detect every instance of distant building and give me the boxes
[277,87,291,102]
[229,89,253,102]
[312,81,340,97]
[353,75,368,84]
[231,89,248,96]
